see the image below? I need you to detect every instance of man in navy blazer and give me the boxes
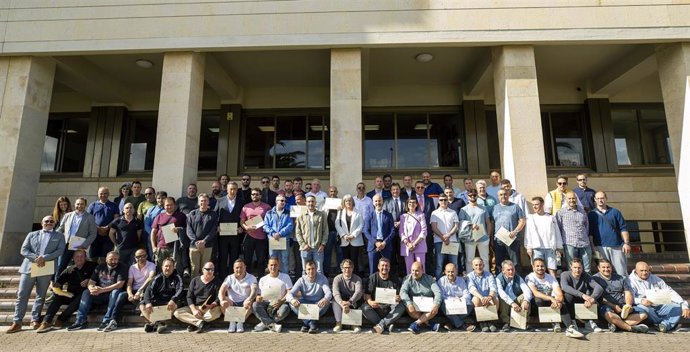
[215,181,245,280]
[7,215,66,333]
[364,195,395,274]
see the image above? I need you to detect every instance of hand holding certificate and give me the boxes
[646,289,674,305]
[412,296,434,312]
[261,285,283,302]
[441,241,460,255]
[245,215,264,229]
[495,226,516,246]
[341,309,362,326]
[574,303,598,319]
[471,223,486,241]
[162,223,178,244]
[375,287,397,305]
[290,205,307,218]
[510,309,528,329]
[538,307,562,322]
[268,236,287,251]
[444,297,467,315]
[31,260,54,277]
[297,304,320,320]
[149,305,173,322]
[474,304,498,321]
[68,236,85,250]
[219,223,238,236]
[324,198,342,210]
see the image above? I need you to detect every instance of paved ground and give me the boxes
[1,326,689,352]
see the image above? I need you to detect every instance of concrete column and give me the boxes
[0,56,56,265]
[330,48,362,195]
[492,46,548,201]
[656,43,690,258]
[152,52,205,198]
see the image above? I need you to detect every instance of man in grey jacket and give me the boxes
[6,216,65,333]
[56,197,97,277]
[627,261,690,332]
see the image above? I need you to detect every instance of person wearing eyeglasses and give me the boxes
[109,202,143,267]
[545,175,583,215]
[573,174,596,212]
[6,215,66,334]
[491,189,526,275]
[174,262,221,333]
[137,187,157,221]
[120,249,156,317]
[240,173,253,201]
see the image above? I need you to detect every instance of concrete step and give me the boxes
[0,267,20,276]
[649,263,690,274]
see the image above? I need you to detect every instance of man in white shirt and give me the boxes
[252,257,293,332]
[219,259,257,333]
[430,195,460,279]
[122,249,156,311]
[524,196,563,277]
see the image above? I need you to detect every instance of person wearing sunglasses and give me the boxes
[545,175,583,215]
[6,215,65,334]
[174,262,221,333]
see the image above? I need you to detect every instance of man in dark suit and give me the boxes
[413,181,437,276]
[7,215,66,333]
[384,183,406,276]
[364,195,395,274]
[367,176,392,200]
[259,176,278,207]
[215,181,245,280]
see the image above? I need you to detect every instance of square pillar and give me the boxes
[152,52,205,197]
[0,56,56,265]
[330,48,362,195]
[492,46,548,200]
[656,43,690,258]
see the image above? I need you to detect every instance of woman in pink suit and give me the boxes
[399,198,427,274]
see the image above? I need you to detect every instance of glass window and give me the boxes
[41,114,89,173]
[484,109,501,170]
[198,112,220,171]
[611,106,671,166]
[121,112,157,172]
[363,110,464,170]
[542,109,589,167]
[242,112,330,170]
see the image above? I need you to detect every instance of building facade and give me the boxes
[0,1,689,264]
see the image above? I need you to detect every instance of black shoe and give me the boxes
[67,321,87,331]
[308,322,319,334]
[96,321,109,331]
[144,323,155,333]
[300,325,309,333]
[103,320,118,332]
[195,321,207,333]
[187,325,197,332]
[156,323,167,334]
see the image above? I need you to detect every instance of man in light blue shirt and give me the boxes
[496,260,532,332]
[467,257,499,332]
[437,263,474,331]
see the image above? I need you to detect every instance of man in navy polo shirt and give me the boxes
[588,191,631,277]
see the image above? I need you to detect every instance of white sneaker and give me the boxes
[587,320,603,333]
[253,322,267,332]
[566,325,584,339]
[227,321,236,333]
[236,322,244,333]
[272,323,282,333]
[353,327,361,333]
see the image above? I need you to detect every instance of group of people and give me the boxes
[6,171,689,336]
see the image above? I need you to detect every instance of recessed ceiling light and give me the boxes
[135,59,154,69]
[258,126,275,132]
[415,53,433,63]
[364,125,380,131]
[414,124,430,130]
[208,127,219,133]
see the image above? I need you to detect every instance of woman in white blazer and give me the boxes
[335,194,364,275]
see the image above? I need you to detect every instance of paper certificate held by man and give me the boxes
[510,309,528,329]
[268,237,287,251]
[162,223,178,244]
[412,296,434,312]
[149,305,172,322]
[495,226,516,246]
[375,287,397,305]
[574,304,598,319]
[245,215,264,229]
[31,261,55,278]
[474,304,498,322]
[646,289,674,305]
[261,285,283,302]
[444,297,467,315]
[441,241,460,255]
[538,307,561,322]
[290,206,307,218]
[224,306,246,322]
[324,198,342,211]
[68,236,85,250]
[297,304,320,320]
[219,223,238,236]
[471,223,486,241]
[341,309,363,326]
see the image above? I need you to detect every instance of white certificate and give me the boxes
[30,261,54,277]
[324,198,342,210]
[444,298,467,315]
[341,309,362,326]
[290,205,307,218]
[412,296,434,312]
[474,304,498,322]
[574,303,598,319]
[471,223,486,241]
[646,289,674,305]
[149,305,172,322]
[495,226,516,246]
[224,306,247,322]
[219,223,238,236]
[261,284,283,302]
[245,215,264,229]
[68,236,85,250]
[268,237,287,251]
[375,287,397,305]
[297,304,320,320]
[510,309,528,330]
[162,223,178,244]
[538,307,562,322]
[440,241,460,255]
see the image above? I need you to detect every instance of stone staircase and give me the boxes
[1,263,688,329]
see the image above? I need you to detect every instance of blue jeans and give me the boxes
[434,242,458,279]
[323,230,343,275]
[300,248,324,274]
[75,288,126,324]
[289,298,329,326]
[634,303,682,330]
[564,245,592,274]
[270,239,290,274]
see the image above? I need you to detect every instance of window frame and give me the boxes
[40,112,91,175]
[118,110,158,176]
[609,103,673,169]
[540,104,593,171]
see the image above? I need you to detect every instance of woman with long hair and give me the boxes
[52,196,72,228]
